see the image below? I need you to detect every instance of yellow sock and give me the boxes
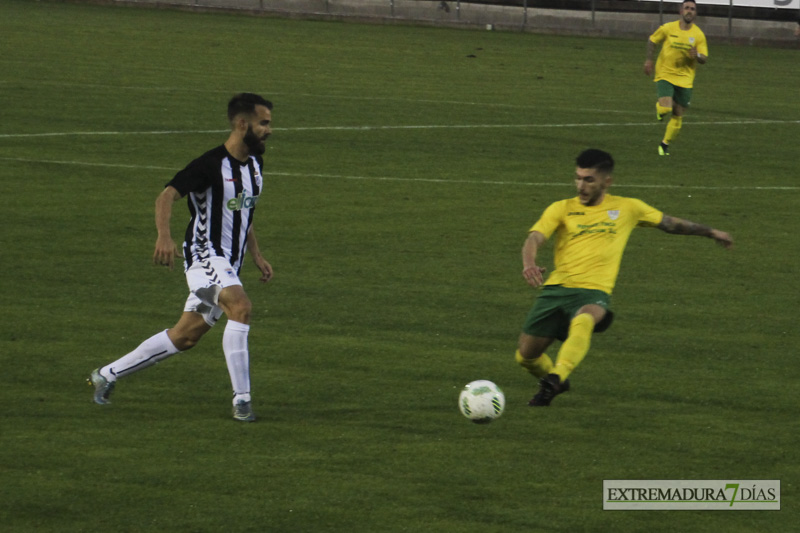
[663,116,683,144]
[552,314,594,382]
[515,349,554,379]
[656,103,671,118]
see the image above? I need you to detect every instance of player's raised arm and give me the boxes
[657,214,733,249]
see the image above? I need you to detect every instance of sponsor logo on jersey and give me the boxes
[568,211,585,216]
[227,191,259,211]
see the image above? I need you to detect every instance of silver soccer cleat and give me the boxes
[232,400,256,422]
[88,368,115,405]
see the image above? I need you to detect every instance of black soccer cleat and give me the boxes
[528,373,570,407]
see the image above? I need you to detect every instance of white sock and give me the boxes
[101,330,180,381]
[223,320,251,403]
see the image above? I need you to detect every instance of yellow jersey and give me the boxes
[649,20,708,88]
[530,195,664,294]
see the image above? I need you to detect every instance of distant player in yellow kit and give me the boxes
[516,149,732,406]
[644,0,707,156]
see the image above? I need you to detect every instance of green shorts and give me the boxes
[656,80,692,108]
[522,285,614,341]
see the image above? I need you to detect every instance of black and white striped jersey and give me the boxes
[167,145,263,274]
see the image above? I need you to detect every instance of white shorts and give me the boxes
[183,257,242,326]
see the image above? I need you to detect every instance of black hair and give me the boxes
[227,93,273,121]
[575,149,614,174]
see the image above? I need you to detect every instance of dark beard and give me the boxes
[243,126,266,155]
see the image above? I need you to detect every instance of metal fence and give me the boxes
[111,0,800,42]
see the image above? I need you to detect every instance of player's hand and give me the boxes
[690,47,707,64]
[710,230,733,250]
[153,236,181,270]
[253,256,274,283]
[643,60,654,76]
[522,265,547,288]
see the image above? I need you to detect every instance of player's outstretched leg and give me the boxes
[87,330,181,405]
[529,313,593,406]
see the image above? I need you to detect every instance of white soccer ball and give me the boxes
[458,380,505,424]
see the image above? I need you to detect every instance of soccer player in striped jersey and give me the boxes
[644,0,708,156]
[516,149,732,406]
[89,93,274,422]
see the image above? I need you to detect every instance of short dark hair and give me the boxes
[227,93,273,121]
[681,0,697,5]
[576,149,614,174]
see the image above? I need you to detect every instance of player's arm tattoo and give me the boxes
[657,215,713,237]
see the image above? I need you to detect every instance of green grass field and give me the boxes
[1,1,798,531]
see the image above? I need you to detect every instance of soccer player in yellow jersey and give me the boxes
[516,149,732,406]
[644,0,708,156]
